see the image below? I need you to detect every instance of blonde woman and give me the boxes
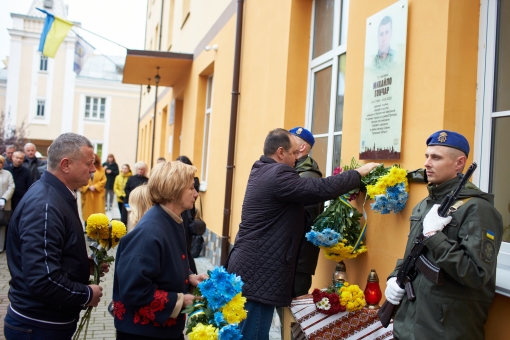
[127,185,152,232]
[113,161,207,340]
[114,164,132,215]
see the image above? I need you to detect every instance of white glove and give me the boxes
[385,277,405,305]
[423,204,452,236]
[0,198,5,209]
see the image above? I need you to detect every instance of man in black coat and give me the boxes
[121,161,149,224]
[4,151,32,212]
[226,128,379,339]
[22,142,46,184]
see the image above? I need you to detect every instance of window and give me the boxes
[478,0,510,296]
[39,55,48,71]
[36,100,45,117]
[84,96,106,120]
[307,0,349,176]
[94,143,103,160]
[200,75,213,189]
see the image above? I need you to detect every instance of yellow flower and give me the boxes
[188,324,218,340]
[86,214,109,241]
[320,244,368,262]
[221,293,247,324]
[110,220,127,248]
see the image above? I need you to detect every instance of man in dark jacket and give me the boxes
[384,130,503,340]
[288,127,324,297]
[5,133,106,339]
[22,142,46,184]
[226,128,379,339]
[4,151,31,212]
[3,144,15,168]
[121,161,149,224]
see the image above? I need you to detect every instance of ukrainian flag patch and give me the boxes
[486,230,495,240]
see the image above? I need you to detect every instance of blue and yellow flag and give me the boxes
[37,8,73,58]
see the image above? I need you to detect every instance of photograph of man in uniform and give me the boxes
[373,15,394,69]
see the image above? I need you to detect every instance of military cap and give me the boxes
[289,127,315,147]
[426,130,469,156]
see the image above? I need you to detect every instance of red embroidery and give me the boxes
[133,289,176,327]
[113,300,126,320]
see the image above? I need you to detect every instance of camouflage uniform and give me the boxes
[373,48,395,70]
[390,178,503,340]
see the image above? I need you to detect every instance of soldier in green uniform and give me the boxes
[385,130,503,340]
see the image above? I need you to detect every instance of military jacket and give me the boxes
[390,177,503,340]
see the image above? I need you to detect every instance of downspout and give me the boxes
[220,0,244,266]
[135,0,150,163]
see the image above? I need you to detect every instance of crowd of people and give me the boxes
[1,127,504,340]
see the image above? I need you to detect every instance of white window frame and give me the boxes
[475,0,510,297]
[200,75,214,192]
[84,96,107,121]
[306,0,349,177]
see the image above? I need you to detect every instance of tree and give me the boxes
[0,110,27,155]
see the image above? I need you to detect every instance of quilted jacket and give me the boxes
[226,156,362,306]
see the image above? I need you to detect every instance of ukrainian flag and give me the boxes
[37,8,73,58]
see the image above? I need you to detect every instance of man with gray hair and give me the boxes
[121,161,149,224]
[5,133,106,339]
[3,144,15,168]
[22,142,46,184]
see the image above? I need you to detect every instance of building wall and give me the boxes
[138,0,510,336]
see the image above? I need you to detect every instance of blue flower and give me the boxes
[198,267,244,310]
[305,228,340,247]
[219,324,243,340]
[213,311,225,327]
[371,182,408,214]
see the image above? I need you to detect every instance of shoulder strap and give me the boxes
[449,197,472,214]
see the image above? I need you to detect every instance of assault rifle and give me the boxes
[378,162,477,328]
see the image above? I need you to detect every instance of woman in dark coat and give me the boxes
[113,161,207,340]
[102,154,119,211]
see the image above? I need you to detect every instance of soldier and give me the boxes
[385,130,503,339]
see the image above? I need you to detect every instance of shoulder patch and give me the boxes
[482,240,496,262]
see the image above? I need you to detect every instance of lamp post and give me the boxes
[150,67,160,169]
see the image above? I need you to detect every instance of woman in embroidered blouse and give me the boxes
[112,161,207,340]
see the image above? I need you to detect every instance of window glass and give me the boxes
[84,96,106,120]
[39,56,48,71]
[85,97,91,117]
[313,0,334,58]
[335,54,346,132]
[311,66,332,135]
[100,98,106,119]
[201,75,214,184]
[332,134,342,173]
[494,0,510,112]
[339,0,348,45]
[310,136,328,173]
[490,117,510,243]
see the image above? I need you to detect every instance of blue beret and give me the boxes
[289,127,315,147]
[426,130,469,156]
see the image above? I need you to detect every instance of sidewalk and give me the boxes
[0,200,282,339]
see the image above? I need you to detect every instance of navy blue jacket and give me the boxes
[226,156,362,306]
[113,204,190,338]
[6,171,92,329]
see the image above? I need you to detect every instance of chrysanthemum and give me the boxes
[86,213,109,240]
[188,324,218,340]
[218,324,242,340]
[221,293,247,324]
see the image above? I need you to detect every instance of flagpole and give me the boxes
[74,26,128,50]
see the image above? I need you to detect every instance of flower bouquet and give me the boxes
[183,266,247,340]
[312,281,366,315]
[364,164,409,214]
[306,160,367,261]
[73,214,126,340]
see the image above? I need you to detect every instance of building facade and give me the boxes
[127,0,510,338]
[3,0,140,165]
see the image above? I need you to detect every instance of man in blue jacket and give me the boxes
[5,133,105,339]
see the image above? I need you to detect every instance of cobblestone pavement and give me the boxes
[0,198,282,340]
